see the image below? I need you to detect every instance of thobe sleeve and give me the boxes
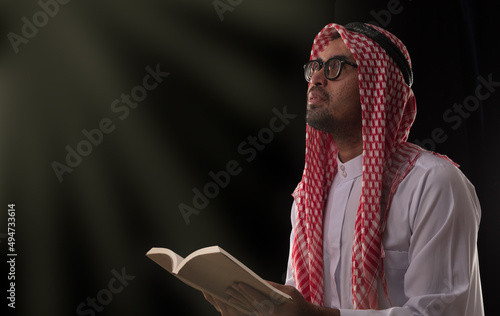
[340,162,484,316]
[284,202,297,287]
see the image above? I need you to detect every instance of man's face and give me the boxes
[306,37,362,143]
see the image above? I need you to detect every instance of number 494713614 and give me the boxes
[7,204,15,252]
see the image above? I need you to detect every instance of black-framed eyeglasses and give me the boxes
[303,58,358,82]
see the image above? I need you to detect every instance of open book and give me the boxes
[146,246,292,314]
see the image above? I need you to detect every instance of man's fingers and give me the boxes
[234,283,258,306]
[227,286,252,310]
[206,284,280,316]
[236,283,276,316]
[202,291,220,312]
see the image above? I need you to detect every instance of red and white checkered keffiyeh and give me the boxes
[291,23,434,309]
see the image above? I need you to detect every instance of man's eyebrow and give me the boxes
[316,54,352,62]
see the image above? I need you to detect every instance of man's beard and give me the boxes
[306,105,337,134]
[306,87,334,133]
[306,90,361,141]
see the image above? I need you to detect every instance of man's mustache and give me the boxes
[307,86,329,101]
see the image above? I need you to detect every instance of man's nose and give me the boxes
[310,68,327,86]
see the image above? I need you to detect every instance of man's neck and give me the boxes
[329,128,363,163]
[336,141,363,163]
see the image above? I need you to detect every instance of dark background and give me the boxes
[0,0,498,315]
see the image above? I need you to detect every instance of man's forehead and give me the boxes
[317,38,353,61]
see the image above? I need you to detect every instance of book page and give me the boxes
[146,248,184,273]
[176,246,291,304]
[147,246,254,314]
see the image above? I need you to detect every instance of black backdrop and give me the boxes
[0,0,498,315]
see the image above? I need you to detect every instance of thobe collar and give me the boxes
[336,153,363,182]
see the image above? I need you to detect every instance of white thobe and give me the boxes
[285,152,484,315]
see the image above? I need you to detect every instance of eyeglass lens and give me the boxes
[305,59,342,82]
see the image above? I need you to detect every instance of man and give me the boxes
[204,22,484,315]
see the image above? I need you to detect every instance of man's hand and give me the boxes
[203,281,340,316]
[229,281,310,316]
[203,291,247,316]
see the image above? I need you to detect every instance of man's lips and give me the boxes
[308,89,328,106]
